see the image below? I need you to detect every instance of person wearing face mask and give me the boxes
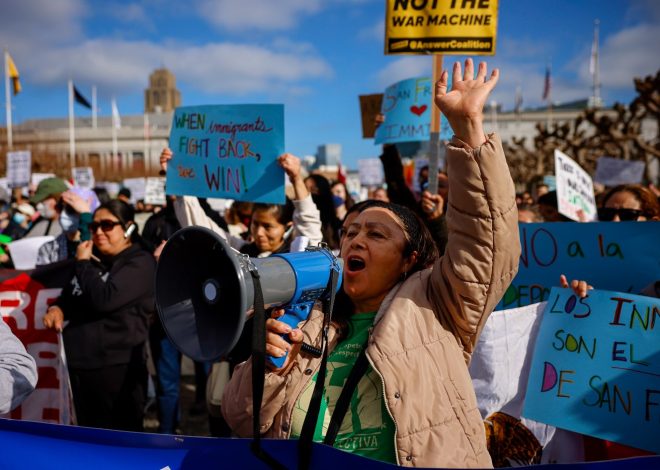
[23,177,69,239]
[35,190,97,266]
[2,203,36,240]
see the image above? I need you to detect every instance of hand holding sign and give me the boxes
[434,58,499,148]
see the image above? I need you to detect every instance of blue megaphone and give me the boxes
[155,226,342,367]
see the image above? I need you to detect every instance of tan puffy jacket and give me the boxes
[222,134,520,468]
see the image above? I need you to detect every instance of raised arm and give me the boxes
[429,59,520,361]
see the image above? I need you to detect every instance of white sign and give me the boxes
[594,156,645,186]
[72,167,95,189]
[357,158,384,186]
[554,150,597,222]
[121,177,146,204]
[6,151,31,189]
[30,173,55,189]
[8,236,54,270]
[144,177,166,206]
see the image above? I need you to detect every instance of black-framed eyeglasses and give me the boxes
[89,220,123,232]
[597,207,644,222]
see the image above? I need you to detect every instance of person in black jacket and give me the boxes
[43,200,156,431]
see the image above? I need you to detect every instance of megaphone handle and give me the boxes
[267,304,311,369]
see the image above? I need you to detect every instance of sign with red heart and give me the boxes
[409,104,427,116]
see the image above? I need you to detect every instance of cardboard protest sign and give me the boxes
[594,156,646,187]
[144,177,166,206]
[523,287,660,453]
[358,159,384,186]
[72,167,95,189]
[167,104,285,204]
[554,150,597,222]
[359,94,383,138]
[6,151,31,189]
[385,0,498,55]
[498,222,660,310]
[121,178,146,204]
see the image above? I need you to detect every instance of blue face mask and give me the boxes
[59,209,80,234]
[12,213,26,225]
[332,195,345,208]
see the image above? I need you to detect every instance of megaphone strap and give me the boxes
[297,267,340,470]
[249,270,287,470]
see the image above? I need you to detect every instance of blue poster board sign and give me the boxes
[166,104,285,204]
[375,77,452,145]
[498,222,660,310]
[523,287,660,453]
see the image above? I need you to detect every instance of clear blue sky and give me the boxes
[2,0,659,170]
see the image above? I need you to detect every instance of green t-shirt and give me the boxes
[290,311,396,464]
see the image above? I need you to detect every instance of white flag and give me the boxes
[111,98,121,129]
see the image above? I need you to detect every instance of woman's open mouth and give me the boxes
[346,255,366,273]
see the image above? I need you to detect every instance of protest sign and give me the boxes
[555,150,597,222]
[374,77,453,146]
[594,157,646,187]
[523,287,660,453]
[31,173,55,189]
[0,261,75,424]
[167,104,285,204]
[144,177,166,206]
[358,159,384,186]
[498,222,660,310]
[72,167,95,189]
[375,77,432,145]
[385,0,498,55]
[359,94,383,138]
[7,151,31,189]
[121,177,146,204]
[9,236,54,270]
[0,178,11,201]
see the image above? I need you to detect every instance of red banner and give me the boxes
[0,260,75,423]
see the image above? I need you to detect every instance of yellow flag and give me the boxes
[7,53,21,95]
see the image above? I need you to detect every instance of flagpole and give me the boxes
[111,98,118,174]
[590,19,601,109]
[428,54,444,195]
[4,50,13,150]
[68,79,75,171]
[143,113,150,176]
[92,85,97,128]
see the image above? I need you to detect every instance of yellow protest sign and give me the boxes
[385,0,498,55]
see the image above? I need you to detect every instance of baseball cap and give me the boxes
[30,178,69,204]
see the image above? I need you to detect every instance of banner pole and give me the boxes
[428,54,444,195]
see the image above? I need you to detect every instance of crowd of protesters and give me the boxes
[0,58,658,468]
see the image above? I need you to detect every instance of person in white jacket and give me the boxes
[0,319,37,414]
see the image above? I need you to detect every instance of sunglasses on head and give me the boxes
[89,220,123,232]
[597,207,643,221]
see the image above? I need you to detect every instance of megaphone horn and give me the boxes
[155,226,342,365]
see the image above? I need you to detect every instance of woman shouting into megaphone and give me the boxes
[222,58,521,468]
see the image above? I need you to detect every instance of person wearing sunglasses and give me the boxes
[598,184,660,222]
[42,200,156,432]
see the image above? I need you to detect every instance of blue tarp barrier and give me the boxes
[1,418,658,469]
